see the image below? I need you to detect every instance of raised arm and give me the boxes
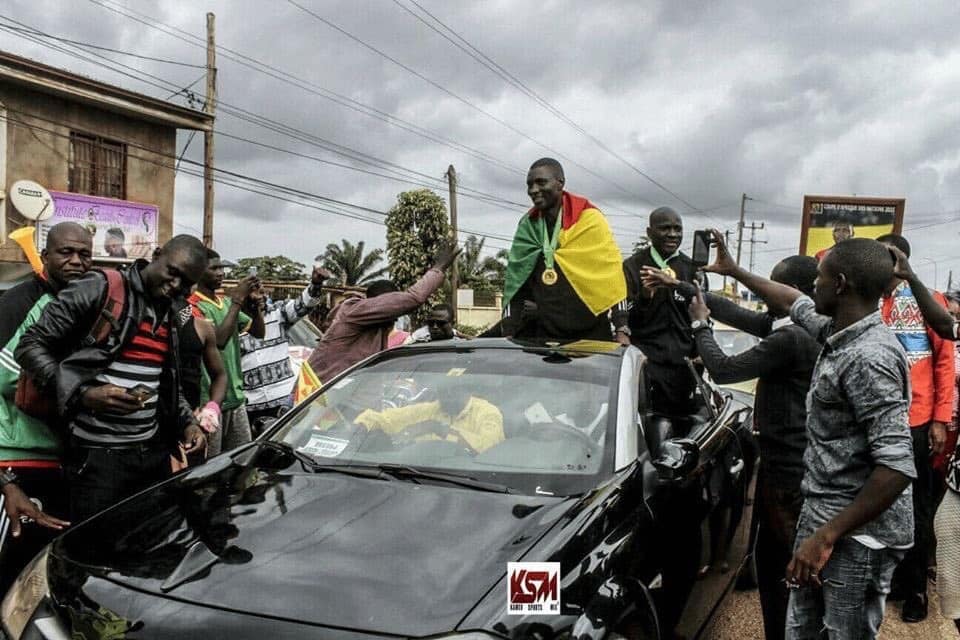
[702,229,801,316]
[890,246,956,340]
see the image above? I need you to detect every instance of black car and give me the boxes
[1,339,757,640]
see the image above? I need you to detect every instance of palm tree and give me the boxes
[322,239,388,286]
[457,236,508,292]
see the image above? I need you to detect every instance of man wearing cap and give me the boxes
[502,158,626,341]
[190,250,265,457]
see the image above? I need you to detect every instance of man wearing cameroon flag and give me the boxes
[502,158,627,341]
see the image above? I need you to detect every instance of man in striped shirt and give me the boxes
[16,235,208,522]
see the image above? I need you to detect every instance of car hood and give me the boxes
[50,445,573,636]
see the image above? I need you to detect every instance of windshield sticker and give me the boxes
[331,377,354,390]
[298,435,350,458]
[445,368,466,377]
[524,403,553,424]
[508,562,560,615]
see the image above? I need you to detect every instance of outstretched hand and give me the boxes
[689,283,711,322]
[702,229,739,276]
[640,266,679,290]
[431,240,462,272]
[2,484,69,536]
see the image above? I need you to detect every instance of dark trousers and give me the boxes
[755,473,804,640]
[893,423,935,595]
[67,444,170,523]
[0,467,68,597]
[246,406,283,437]
[645,360,700,418]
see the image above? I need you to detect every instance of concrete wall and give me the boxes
[0,85,176,263]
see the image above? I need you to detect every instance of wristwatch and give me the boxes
[690,319,712,333]
[0,469,19,488]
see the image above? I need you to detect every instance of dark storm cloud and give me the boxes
[6,0,960,284]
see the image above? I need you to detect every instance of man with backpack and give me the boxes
[15,235,209,523]
[0,222,91,593]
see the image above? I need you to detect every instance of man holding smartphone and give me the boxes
[189,250,265,457]
[15,235,210,522]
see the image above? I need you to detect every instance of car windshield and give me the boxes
[271,345,621,496]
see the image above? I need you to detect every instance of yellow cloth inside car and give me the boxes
[355,397,505,453]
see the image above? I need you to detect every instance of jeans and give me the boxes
[756,475,804,640]
[785,537,904,640]
[892,423,934,596]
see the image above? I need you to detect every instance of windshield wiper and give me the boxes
[260,441,386,480]
[374,463,512,494]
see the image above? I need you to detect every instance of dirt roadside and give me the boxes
[710,584,955,639]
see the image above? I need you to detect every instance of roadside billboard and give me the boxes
[39,191,159,262]
[799,195,904,258]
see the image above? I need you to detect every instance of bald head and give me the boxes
[647,207,683,256]
[42,222,93,290]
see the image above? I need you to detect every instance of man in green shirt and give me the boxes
[189,251,265,456]
[0,222,90,592]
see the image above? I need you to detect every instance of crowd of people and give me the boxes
[0,155,958,639]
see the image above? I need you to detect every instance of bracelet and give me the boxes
[0,469,19,488]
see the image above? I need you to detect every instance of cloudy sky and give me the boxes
[5,0,960,287]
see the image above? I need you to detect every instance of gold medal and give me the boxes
[664,267,676,279]
[542,268,558,285]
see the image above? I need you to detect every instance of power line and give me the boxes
[392,0,703,213]
[0,23,207,67]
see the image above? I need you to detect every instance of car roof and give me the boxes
[395,337,626,358]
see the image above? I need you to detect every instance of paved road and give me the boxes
[710,583,955,639]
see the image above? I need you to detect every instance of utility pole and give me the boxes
[202,12,217,248]
[732,193,750,296]
[722,229,733,294]
[446,165,458,321]
[948,269,953,291]
[745,222,767,273]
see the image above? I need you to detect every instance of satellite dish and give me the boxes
[10,180,54,221]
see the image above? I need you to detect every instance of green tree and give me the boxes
[322,239,388,286]
[457,235,508,292]
[385,189,450,323]
[234,255,306,281]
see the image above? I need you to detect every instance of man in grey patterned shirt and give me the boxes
[706,235,915,639]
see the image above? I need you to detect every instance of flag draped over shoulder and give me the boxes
[502,192,626,315]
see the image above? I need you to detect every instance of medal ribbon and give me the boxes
[539,207,563,270]
[649,244,673,271]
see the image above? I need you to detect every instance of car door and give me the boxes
[645,380,755,639]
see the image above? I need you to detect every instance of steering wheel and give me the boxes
[525,421,599,456]
[393,420,479,456]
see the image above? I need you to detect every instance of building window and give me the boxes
[68,132,126,199]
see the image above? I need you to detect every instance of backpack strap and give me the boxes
[86,268,127,346]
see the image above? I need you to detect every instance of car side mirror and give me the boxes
[653,438,699,483]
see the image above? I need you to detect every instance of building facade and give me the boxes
[0,51,212,286]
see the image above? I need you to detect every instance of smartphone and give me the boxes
[127,384,158,402]
[692,230,711,267]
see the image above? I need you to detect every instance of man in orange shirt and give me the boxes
[877,233,955,623]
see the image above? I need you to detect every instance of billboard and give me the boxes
[39,191,159,262]
[799,195,904,258]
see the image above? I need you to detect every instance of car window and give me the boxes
[272,347,620,496]
[714,328,759,355]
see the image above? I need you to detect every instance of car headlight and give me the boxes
[1,549,49,639]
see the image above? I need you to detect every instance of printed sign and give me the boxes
[39,191,160,262]
[507,562,560,615]
[799,195,904,259]
[298,435,349,458]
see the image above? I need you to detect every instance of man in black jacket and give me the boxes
[16,235,208,522]
[688,248,820,640]
[614,207,705,433]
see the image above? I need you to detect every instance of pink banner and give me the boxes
[40,191,159,261]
